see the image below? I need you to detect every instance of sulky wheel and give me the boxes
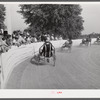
[53,54,56,66]
[37,54,41,65]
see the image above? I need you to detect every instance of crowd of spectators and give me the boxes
[12,30,38,46]
[0,29,63,54]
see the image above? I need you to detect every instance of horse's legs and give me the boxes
[68,45,71,53]
[90,41,91,46]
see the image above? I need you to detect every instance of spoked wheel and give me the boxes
[36,54,41,65]
[85,42,89,46]
[79,43,83,46]
[68,46,71,53]
[53,54,56,66]
[37,54,46,65]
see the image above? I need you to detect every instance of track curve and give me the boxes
[5,45,100,89]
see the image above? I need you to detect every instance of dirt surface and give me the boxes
[5,45,100,89]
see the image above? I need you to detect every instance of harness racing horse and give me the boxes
[61,39,73,52]
[93,37,100,45]
[86,37,91,46]
[80,37,91,46]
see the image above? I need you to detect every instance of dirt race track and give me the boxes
[5,45,100,89]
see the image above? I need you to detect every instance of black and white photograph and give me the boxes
[0,2,100,89]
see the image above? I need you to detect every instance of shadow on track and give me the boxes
[75,45,89,48]
[56,48,72,53]
[30,56,55,67]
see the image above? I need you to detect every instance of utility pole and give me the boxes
[4,4,12,35]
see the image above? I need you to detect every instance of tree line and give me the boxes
[79,33,100,39]
[0,4,5,31]
[18,4,84,39]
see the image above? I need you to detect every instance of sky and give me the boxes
[4,3,100,35]
[81,4,100,34]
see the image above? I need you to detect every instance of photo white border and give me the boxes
[0,1,100,4]
[0,1,100,98]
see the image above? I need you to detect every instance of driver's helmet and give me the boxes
[44,36,47,42]
[44,35,50,42]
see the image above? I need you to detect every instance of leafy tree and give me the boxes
[18,4,84,39]
[0,4,5,30]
